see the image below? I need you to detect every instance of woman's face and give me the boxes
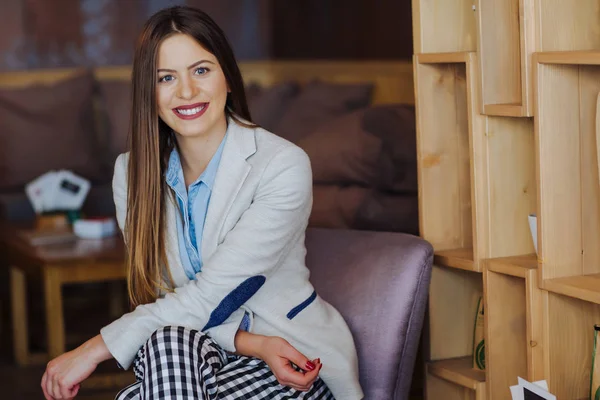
[156,33,229,139]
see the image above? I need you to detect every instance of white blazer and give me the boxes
[100,118,364,400]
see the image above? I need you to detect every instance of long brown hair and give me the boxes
[126,6,254,307]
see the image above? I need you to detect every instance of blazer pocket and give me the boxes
[286,290,317,320]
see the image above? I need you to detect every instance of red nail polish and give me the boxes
[305,361,316,371]
[316,358,321,364]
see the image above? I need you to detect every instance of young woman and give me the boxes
[41,6,363,400]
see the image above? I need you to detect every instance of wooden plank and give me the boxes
[485,254,537,279]
[418,52,471,64]
[578,66,600,275]
[434,248,475,272]
[428,356,486,390]
[535,63,582,280]
[482,104,525,117]
[535,51,600,66]
[484,270,527,399]
[525,268,544,382]
[535,0,600,52]
[413,0,477,54]
[544,274,600,305]
[464,52,488,265]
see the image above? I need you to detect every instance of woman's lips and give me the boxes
[172,102,209,120]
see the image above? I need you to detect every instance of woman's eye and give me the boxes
[158,75,174,83]
[194,67,209,75]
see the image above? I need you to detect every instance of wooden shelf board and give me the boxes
[485,254,538,278]
[544,273,600,305]
[427,356,485,390]
[434,248,476,271]
[535,50,600,66]
[417,52,472,64]
[483,103,526,117]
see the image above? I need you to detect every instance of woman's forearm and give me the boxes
[81,334,113,364]
[234,329,268,359]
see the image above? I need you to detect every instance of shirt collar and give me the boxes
[165,131,228,192]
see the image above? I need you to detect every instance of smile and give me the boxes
[172,103,209,120]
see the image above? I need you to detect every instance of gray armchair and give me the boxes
[305,228,433,400]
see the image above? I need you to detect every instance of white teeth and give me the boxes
[177,105,205,115]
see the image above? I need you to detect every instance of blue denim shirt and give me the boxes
[165,135,227,280]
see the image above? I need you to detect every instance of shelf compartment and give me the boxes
[478,116,537,261]
[485,254,537,278]
[415,52,486,271]
[429,266,483,361]
[428,356,486,390]
[483,264,544,400]
[412,0,477,54]
[544,274,600,305]
[434,248,474,271]
[476,0,535,117]
[534,60,600,287]
[544,292,600,399]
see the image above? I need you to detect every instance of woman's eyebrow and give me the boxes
[157,59,216,73]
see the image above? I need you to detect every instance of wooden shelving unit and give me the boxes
[412,0,477,54]
[475,0,534,117]
[483,257,543,399]
[474,0,600,117]
[413,1,600,399]
[414,51,486,273]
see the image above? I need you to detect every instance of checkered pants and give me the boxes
[115,326,335,399]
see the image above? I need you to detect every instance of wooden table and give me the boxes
[0,222,127,366]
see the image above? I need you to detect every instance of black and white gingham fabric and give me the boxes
[115,326,336,399]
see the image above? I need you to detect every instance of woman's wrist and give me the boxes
[80,334,113,365]
[234,329,269,359]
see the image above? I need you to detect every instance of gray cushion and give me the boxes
[305,227,433,399]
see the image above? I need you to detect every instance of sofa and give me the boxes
[305,228,432,399]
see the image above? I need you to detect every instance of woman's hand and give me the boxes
[41,334,112,400]
[234,330,322,391]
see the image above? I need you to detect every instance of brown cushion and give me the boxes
[298,104,417,193]
[273,80,373,143]
[246,81,299,131]
[354,191,419,235]
[309,184,419,234]
[0,71,104,190]
[98,80,132,161]
[309,184,370,229]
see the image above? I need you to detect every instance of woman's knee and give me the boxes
[148,325,200,343]
[146,326,216,355]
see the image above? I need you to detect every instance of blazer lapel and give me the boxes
[201,119,257,262]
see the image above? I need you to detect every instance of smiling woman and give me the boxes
[156,35,228,140]
[39,5,364,400]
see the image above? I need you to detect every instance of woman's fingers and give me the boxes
[41,371,54,400]
[278,340,317,373]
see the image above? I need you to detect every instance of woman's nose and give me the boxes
[176,77,196,100]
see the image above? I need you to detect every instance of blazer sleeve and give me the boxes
[100,145,313,369]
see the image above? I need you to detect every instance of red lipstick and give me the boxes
[172,102,209,120]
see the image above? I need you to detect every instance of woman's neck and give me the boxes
[176,119,227,187]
